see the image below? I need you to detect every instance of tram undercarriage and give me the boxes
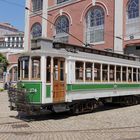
[8,87,140,116]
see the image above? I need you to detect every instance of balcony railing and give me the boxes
[0,41,24,49]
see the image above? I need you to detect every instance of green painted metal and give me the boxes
[46,85,51,97]
[18,81,42,103]
[67,83,140,92]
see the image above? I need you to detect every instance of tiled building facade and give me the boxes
[24,0,140,54]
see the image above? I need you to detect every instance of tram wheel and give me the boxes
[132,96,139,105]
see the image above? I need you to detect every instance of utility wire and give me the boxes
[25,7,87,46]
[0,0,140,43]
[0,0,87,46]
[0,0,24,8]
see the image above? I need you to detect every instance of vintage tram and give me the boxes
[8,38,140,115]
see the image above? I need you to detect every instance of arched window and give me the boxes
[55,16,69,34]
[128,0,139,19]
[55,16,69,43]
[31,23,42,38]
[86,6,104,43]
[126,0,140,40]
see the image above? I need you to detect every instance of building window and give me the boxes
[32,0,43,12]
[126,0,140,39]
[86,6,104,43]
[8,37,10,42]
[55,16,69,43]
[31,23,42,38]
[21,37,23,43]
[57,0,69,4]
[17,37,19,43]
[128,0,139,19]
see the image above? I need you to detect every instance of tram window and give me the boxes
[128,67,132,82]
[46,57,51,82]
[94,63,101,82]
[122,67,126,82]
[21,59,29,79]
[138,69,140,81]
[109,65,115,81]
[102,64,108,82]
[60,61,65,81]
[54,59,58,81]
[116,66,121,82]
[85,62,92,81]
[133,68,137,82]
[75,61,84,81]
[32,57,41,79]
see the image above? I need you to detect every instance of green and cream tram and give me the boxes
[8,38,140,115]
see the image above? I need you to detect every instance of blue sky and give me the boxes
[0,0,25,31]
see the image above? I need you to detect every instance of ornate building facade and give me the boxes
[0,23,24,87]
[24,0,140,54]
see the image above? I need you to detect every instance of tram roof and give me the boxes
[53,42,139,62]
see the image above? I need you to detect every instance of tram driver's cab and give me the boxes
[18,55,66,103]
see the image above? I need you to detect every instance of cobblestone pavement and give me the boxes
[0,91,140,140]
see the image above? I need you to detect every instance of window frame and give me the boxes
[55,15,69,43]
[31,23,42,39]
[19,56,29,80]
[32,0,43,12]
[127,0,139,19]
[46,57,51,83]
[75,61,84,82]
[31,56,41,80]
[85,62,93,81]
[86,6,105,44]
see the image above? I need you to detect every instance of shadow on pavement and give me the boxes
[9,103,131,122]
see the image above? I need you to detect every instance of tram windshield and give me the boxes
[18,56,29,80]
[18,56,41,80]
[31,57,41,79]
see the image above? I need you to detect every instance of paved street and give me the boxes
[0,91,140,140]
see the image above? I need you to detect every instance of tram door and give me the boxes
[53,58,66,103]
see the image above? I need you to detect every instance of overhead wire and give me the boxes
[0,0,140,44]
[0,0,87,46]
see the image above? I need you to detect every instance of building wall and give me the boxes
[0,23,24,85]
[0,23,18,37]
[25,0,140,54]
[4,35,24,48]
